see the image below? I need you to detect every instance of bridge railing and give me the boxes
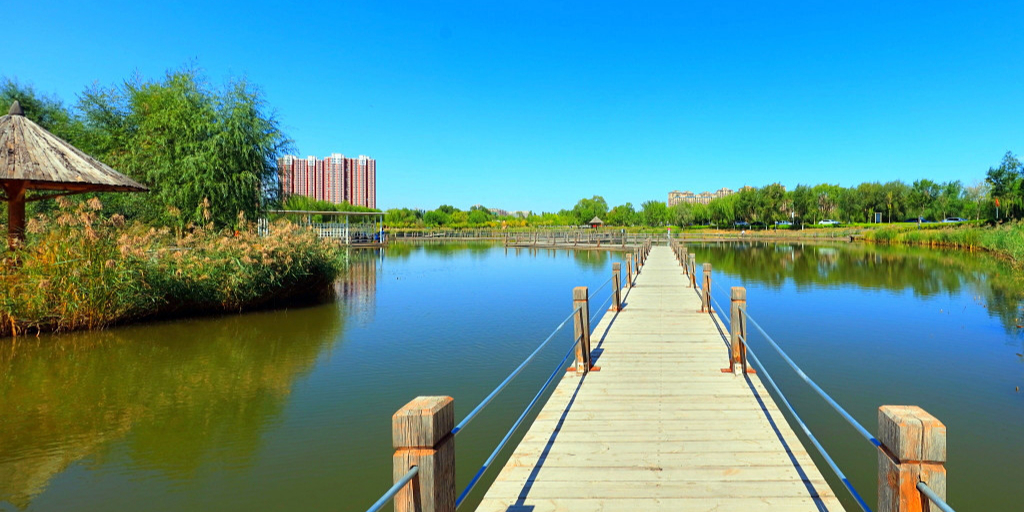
[363,247,646,512]
[668,240,954,512]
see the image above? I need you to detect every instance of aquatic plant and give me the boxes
[1,200,343,336]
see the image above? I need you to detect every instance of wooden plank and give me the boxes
[478,246,843,511]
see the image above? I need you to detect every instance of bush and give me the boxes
[1,199,343,336]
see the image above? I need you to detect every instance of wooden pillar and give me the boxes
[688,254,697,288]
[877,406,946,512]
[723,287,752,374]
[393,396,456,512]
[612,263,622,311]
[4,181,27,248]
[572,286,592,374]
[626,254,634,287]
[700,263,712,313]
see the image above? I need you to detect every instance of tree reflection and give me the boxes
[688,242,1024,335]
[0,285,354,508]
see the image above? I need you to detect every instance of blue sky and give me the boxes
[6,1,1023,212]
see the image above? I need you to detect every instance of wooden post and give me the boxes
[877,406,946,512]
[700,263,712,313]
[612,263,622,311]
[626,254,634,287]
[688,254,697,288]
[722,287,753,374]
[4,180,27,248]
[572,286,592,374]
[393,396,456,512]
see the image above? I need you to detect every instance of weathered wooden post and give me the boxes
[612,263,622,311]
[877,406,946,512]
[722,287,753,374]
[393,396,456,512]
[700,263,712,313]
[626,254,634,287]
[688,254,697,288]
[572,286,592,374]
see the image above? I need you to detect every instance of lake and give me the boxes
[1,241,1021,511]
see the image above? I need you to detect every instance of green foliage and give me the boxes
[862,221,1024,265]
[640,200,669,226]
[77,70,291,227]
[570,196,608,225]
[0,78,81,142]
[2,69,292,229]
[1,200,342,336]
[606,203,639,226]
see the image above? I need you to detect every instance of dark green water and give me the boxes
[1,242,1021,510]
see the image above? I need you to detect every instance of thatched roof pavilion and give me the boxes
[588,216,604,228]
[1,101,147,247]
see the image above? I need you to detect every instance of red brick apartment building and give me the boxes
[278,153,376,209]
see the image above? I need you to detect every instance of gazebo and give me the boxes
[0,101,147,248]
[588,216,604,228]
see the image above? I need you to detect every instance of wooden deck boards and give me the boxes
[476,246,844,511]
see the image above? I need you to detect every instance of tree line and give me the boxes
[388,153,1020,228]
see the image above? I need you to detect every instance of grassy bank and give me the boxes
[1,200,344,337]
[861,221,1024,264]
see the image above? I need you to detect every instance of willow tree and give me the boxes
[76,69,292,227]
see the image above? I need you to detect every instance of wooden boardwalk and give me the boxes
[477,246,843,512]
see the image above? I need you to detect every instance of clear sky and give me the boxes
[6,1,1023,212]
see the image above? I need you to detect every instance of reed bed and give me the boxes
[861,221,1024,265]
[1,199,343,336]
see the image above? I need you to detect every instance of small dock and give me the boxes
[477,246,842,511]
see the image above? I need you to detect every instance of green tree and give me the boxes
[75,69,292,227]
[423,210,451,226]
[986,151,1022,219]
[758,184,786,225]
[606,203,639,226]
[669,202,694,226]
[0,78,81,141]
[570,196,608,225]
[640,200,669,226]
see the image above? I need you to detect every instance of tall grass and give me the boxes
[1,199,343,336]
[861,221,1024,264]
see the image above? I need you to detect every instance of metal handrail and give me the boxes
[590,289,615,326]
[590,275,614,299]
[455,334,581,508]
[706,290,872,511]
[917,481,955,512]
[366,466,419,512]
[451,307,579,436]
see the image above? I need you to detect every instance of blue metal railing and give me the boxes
[365,466,419,512]
[918,481,954,512]
[455,334,580,507]
[368,268,624,512]
[452,307,578,436]
[705,281,957,512]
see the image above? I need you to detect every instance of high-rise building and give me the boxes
[278,153,377,209]
[668,187,735,206]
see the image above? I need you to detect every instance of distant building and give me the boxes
[278,153,376,208]
[668,187,735,206]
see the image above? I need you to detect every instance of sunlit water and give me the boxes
[1,241,1021,511]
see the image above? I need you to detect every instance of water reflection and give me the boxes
[691,241,1024,335]
[0,249,385,509]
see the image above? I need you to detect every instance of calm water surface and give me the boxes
[1,242,1022,510]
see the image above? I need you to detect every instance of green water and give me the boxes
[1,242,1021,510]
